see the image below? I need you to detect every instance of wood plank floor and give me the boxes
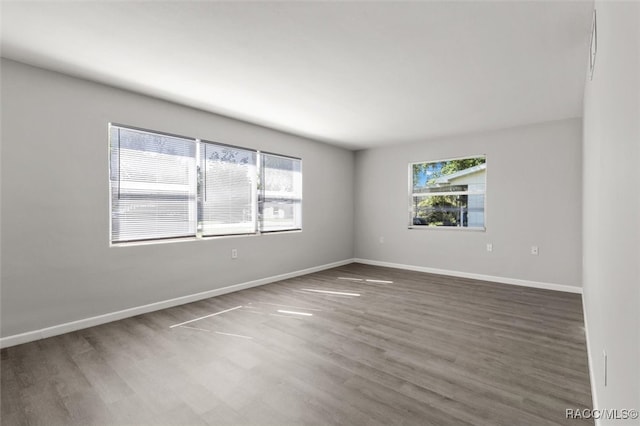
[1,263,593,425]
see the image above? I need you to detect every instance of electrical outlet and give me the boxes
[486,243,493,252]
[231,248,238,259]
[531,246,539,255]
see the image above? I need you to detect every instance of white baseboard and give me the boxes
[582,294,600,425]
[0,258,354,349]
[353,258,582,294]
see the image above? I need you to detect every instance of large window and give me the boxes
[109,124,302,243]
[409,155,486,229]
[110,127,197,243]
[200,143,257,236]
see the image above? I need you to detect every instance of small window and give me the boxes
[260,153,302,232]
[410,155,486,229]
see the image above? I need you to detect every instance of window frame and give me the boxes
[408,154,487,231]
[108,123,303,245]
[198,139,259,238]
[108,125,199,244]
[259,151,303,234]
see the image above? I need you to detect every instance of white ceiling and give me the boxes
[1,1,593,150]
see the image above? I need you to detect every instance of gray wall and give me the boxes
[582,2,640,420]
[0,59,355,338]
[354,118,583,288]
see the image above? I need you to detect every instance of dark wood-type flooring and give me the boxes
[1,263,593,425]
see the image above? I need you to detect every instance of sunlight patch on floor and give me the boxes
[299,288,361,297]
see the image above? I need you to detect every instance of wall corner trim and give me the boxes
[582,294,601,425]
[353,258,583,294]
[0,258,355,349]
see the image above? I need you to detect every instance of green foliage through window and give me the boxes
[410,156,486,229]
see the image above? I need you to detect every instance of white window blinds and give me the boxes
[109,124,302,244]
[110,126,197,242]
[200,143,257,236]
[260,153,302,232]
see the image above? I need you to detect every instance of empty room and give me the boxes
[1,1,638,425]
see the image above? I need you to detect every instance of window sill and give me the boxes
[110,229,303,247]
[408,226,486,232]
